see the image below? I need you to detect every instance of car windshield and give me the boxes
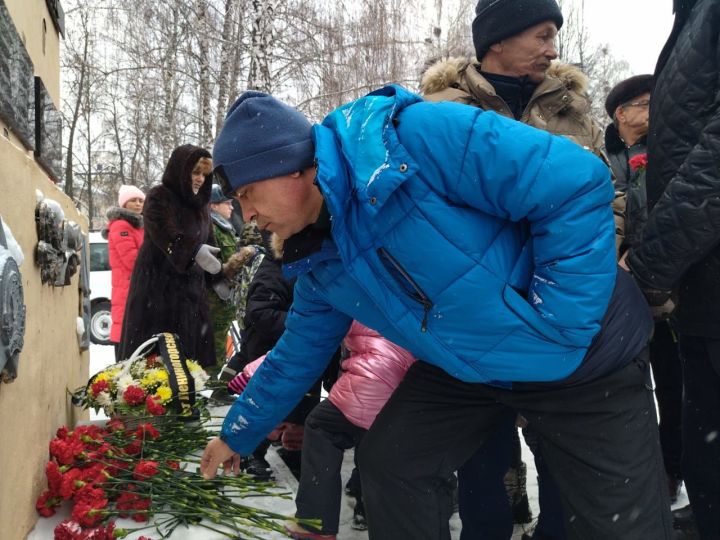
[90,242,110,271]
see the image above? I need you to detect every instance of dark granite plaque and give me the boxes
[0,1,35,150]
[34,76,63,181]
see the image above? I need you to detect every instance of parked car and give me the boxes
[88,231,112,345]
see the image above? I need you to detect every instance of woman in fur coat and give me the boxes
[103,184,145,358]
[118,144,220,368]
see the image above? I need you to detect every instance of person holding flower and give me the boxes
[605,75,684,507]
[201,85,669,540]
[118,144,220,369]
[103,185,145,360]
[604,74,654,252]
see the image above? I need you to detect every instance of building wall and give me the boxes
[0,2,90,539]
[4,0,61,107]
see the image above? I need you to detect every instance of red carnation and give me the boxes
[130,499,151,522]
[145,353,161,368]
[46,461,64,495]
[145,395,166,416]
[135,422,160,440]
[71,496,108,527]
[106,419,126,432]
[35,489,62,517]
[90,379,109,397]
[124,439,142,456]
[56,426,70,440]
[74,484,107,505]
[54,519,84,540]
[59,468,84,500]
[75,425,105,442]
[116,491,151,521]
[123,385,146,406]
[133,460,160,480]
[628,153,648,172]
[166,460,180,470]
[50,437,85,465]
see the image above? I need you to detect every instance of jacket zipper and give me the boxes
[377,247,433,332]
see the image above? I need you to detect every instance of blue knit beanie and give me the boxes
[213,91,315,193]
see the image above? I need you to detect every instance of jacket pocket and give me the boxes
[377,247,433,333]
[501,284,571,346]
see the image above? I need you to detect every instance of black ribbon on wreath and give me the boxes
[155,332,197,418]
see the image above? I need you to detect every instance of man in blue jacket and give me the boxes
[202,86,672,539]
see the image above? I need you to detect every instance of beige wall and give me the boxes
[0,79,88,540]
[4,0,61,107]
[0,4,90,535]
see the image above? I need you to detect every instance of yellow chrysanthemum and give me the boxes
[155,385,172,403]
[94,372,111,383]
[141,372,160,388]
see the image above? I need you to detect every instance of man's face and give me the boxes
[491,21,558,83]
[616,92,650,136]
[210,200,233,220]
[232,170,320,240]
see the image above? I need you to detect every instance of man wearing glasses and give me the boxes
[605,75,685,509]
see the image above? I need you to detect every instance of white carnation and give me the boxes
[191,369,210,391]
[96,391,113,407]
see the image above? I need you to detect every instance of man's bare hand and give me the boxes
[618,251,630,272]
[200,437,240,479]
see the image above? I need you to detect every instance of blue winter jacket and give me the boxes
[221,85,624,454]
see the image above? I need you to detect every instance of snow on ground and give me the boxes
[29,345,687,539]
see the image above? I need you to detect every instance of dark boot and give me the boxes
[351,497,368,531]
[345,467,361,498]
[668,475,683,504]
[505,462,533,524]
[243,455,272,479]
[672,504,700,538]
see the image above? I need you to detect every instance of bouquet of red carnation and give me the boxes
[35,420,310,539]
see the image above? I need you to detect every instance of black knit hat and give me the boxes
[472,0,564,61]
[604,74,654,118]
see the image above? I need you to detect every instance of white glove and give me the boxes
[212,278,233,301]
[195,244,222,274]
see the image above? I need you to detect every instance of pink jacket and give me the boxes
[329,321,415,430]
[229,322,415,430]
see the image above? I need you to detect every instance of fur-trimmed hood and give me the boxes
[420,57,589,97]
[101,206,143,239]
[420,57,603,156]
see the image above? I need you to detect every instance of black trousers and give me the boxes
[295,399,366,535]
[358,357,673,540]
[678,335,720,539]
[650,321,683,480]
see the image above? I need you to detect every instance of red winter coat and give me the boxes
[105,208,144,343]
[329,321,415,430]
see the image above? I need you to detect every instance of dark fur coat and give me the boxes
[118,145,217,366]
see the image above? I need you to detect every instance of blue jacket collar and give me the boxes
[313,85,423,218]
